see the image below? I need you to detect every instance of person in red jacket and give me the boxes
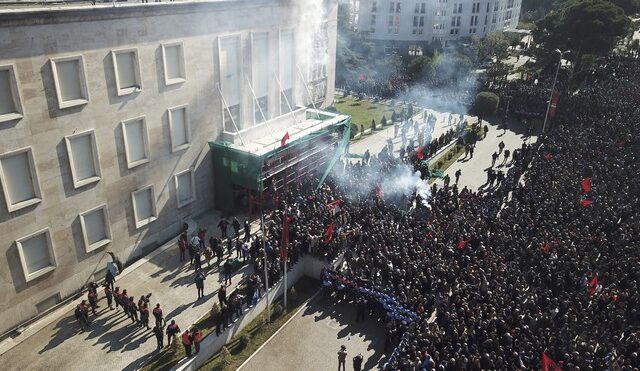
[181,329,192,358]
[192,327,203,354]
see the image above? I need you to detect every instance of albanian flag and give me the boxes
[581,178,592,193]
[542,353,562,371]
[324,224,334,244]
[587,275,599,296]
[280,215,293,261]
[417,146,425,160]
[280,131,290,147]
[581,199,593,207]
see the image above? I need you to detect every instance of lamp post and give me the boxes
[541,49,565,133]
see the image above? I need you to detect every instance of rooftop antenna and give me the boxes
[216,82,246,146]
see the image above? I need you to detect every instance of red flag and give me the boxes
[280,131,290,147]
[581,199,593,207]
[417,146,424,160]
[542,353,562,371]
[280,215,292,260]
[549,91,560,118]
[581,178,591,193]
[588,275,598,296]
[544,152,552,161]
[324,224,334,244]
[457,239,471,250]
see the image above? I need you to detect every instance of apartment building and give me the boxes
[0,0,337,334]
[354,0,521,52]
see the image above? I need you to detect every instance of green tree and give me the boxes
[608,0,639,14]
[533,0,630,70]
[474,92,500,121]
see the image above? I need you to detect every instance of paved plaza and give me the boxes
[241,295,387,371]
[0,213,259,370]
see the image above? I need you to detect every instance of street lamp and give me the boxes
[541,49,566,133]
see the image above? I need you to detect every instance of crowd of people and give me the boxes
[70,54,639,369]
[271,56,640,369]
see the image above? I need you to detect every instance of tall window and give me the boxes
[0,147,42,212]
[16,228,56,282]
[175,169,196,208]
[121,116,150,169]
[64,130,101,188]
[0,65,23,123]
[168,105,190,152]
[111,48,142,96]
[279,29,295,115]
[219,35,242,131]
[132,186,157,229]
[251,33,270,125]
[162,42,186,86]
[50,55,89,109]
[79,205,112,252]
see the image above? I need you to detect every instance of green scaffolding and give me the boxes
[209,113,351,213]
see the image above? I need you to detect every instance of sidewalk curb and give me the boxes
[236,289,321,370]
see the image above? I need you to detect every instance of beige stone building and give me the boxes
[0,0,337,334]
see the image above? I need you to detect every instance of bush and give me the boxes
[239,334,251,349]
[272,303,284,318]
[221,346,232,366]
[474,92,500,119]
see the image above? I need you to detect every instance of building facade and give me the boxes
[354,0,521,51]
[0,0,337,334]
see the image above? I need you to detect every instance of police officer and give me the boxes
[153,323,164,350]
[152,303,164,327]
[166,320,181,346]
[104,284,114,310]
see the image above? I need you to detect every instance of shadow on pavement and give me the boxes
[302,295,388,369]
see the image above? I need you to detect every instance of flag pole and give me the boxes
[259,162,270,323]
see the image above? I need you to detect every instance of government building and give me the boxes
[0,0,338,335]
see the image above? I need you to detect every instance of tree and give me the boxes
[474,92,500,121]
[608,0,639,14]
[533,0,630,70]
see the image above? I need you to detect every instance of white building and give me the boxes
[353,0,521,51]
[0,0,337,335]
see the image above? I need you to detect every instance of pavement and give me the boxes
[0,212,260,371]
[431,117,538,191]
[241,294,387,371]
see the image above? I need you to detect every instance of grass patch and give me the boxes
[333,95,408,135]
[198,276,319,370]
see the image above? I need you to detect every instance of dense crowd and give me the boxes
[273,56,640,369]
